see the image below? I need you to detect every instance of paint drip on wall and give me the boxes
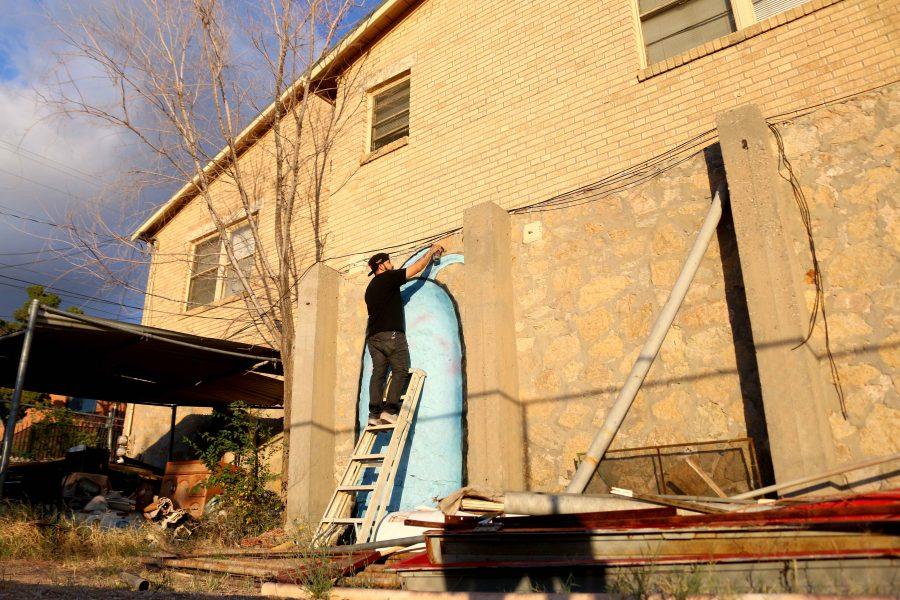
[356,249,464,513]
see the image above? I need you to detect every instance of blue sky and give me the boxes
[0,1,380,325]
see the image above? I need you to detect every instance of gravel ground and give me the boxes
[0,560,262,598]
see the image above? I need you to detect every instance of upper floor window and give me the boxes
[370,77,410,152]
[187,223,256,309]
[639,0,737,65]
[637,0,813,65]
[751,0,809,20]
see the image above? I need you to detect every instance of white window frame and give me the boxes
[185,221,256,310]
[632,0,796,68]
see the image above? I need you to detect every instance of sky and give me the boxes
[0,0,381,325]
[0,1,159,323]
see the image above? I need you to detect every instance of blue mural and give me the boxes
[357,250,465,512]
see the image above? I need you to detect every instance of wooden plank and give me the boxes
[683,457,728,498]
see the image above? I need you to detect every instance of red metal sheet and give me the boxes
[392,547,899,571]
[471,491,900,535]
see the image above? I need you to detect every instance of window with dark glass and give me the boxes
[186,222,256,309]
[637,0,815,66]
[187,235,221,308]
[370,78,410,152]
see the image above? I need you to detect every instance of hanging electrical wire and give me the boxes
[767,122,847,419]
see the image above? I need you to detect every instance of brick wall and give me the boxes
[142,0,899,337]
[131,0,899,479]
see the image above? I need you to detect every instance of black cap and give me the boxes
[368,252,389,276]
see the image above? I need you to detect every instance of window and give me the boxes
[187,223,256,309]
[637,0,814,65]
[188,235,221,308]
[751,0,809,21]
[639,0,737,65]
[223,224,255,298]
[370,77,410,152]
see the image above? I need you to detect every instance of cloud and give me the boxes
[0,2,153,321]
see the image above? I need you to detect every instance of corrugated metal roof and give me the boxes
[0,307,282,408]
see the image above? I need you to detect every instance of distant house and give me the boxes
[129,0,898,522]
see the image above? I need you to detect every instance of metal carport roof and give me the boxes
[0,304,283,409]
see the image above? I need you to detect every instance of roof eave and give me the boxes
[131,0,419,242]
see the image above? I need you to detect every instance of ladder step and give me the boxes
[337,484,376,492]
[323,517,364,525]
[365,423,396,432]
[352,453,386,462]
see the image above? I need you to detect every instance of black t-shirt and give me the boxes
[365,268,407,336]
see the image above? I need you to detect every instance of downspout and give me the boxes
[566,186,725,494]
[0,300,40,496]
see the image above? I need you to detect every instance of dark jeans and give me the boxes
[367,331,411,416]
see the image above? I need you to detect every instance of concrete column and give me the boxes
[462,202,526,490]
[717,104,838,490]
[286,263,340,526]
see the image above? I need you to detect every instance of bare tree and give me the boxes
[41,0,368,490]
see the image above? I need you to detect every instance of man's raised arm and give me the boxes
[405,243,444,279]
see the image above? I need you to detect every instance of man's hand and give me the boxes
[406,243,445,279]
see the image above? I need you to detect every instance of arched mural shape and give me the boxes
[356,249,464,513]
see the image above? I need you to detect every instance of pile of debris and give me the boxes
[141,488,899,597]
[389,489,900,593]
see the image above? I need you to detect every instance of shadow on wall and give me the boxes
[705,143,776,487]
[139,409,282,469]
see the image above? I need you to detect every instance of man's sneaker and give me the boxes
[379,411,399,425]
[367,415,383,426]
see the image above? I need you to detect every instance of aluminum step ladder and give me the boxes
[313,368,426,547]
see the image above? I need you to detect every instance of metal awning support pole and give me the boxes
[566,187,725,494]
[166,405,177,465]
[0,300,40,496]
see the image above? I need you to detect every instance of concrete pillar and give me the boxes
[286,263,340,526]
[717,104,838,490]
[462,201,526,490]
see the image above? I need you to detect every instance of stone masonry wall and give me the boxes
[773,83,899,487]
[509,151,769,491]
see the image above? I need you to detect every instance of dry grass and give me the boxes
[0,501,266,596]
[0,501,147,564]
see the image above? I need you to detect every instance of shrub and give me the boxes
[187,402,282,543]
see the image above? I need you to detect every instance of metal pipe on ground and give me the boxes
[503,492,672,515]
[566,187,725,494]
[0,299,40,496]
[153,557,277,578]
[730,452,900,500]
[175,535,426,559]
[119,572,149,591]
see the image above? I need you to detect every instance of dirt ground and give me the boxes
[0,559,263,598]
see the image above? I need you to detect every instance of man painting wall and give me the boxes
[365,243,443,425]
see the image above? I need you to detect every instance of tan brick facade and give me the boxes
[130,0,899,482]
[140,0,898,335]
